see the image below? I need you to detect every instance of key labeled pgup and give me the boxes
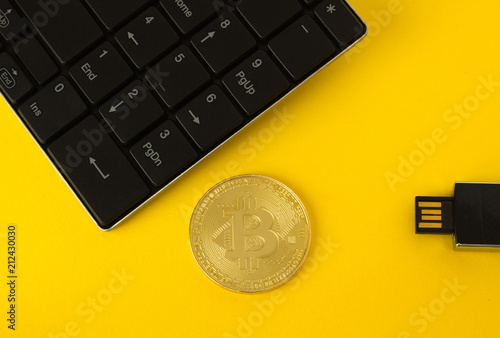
[235,71,256,95]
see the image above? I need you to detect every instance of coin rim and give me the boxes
[189,174,311,294]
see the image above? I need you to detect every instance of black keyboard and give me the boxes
[0,0,366,230]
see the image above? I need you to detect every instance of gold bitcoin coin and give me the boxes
[189,175,310,293]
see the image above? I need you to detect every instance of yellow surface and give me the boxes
[1,1,500,337]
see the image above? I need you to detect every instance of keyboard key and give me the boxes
[19,77,87,143]
[268,15,335,80]
[223,51,289,115]
[160,0,216,34]
[85,0,150,30]
[237,0,301,39]
[176,85,243,151]
[99,80,164,144]
[116,7,178,69]
[0,52,32,103]
[191,12,256,74]
[315,0,365,45]
[15,38,58,84]
[131,121,197,187]
[146,45,210,108]
[48,116,149,227]
[0,1,25,40]
[70,42,133,104]
[16,0,103,64]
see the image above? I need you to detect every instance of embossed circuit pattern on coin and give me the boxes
[190,175,310,293]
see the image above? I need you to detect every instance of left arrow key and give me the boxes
[48,116,150,228]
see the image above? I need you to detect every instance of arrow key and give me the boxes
[0,3,26,40]
[191,12,256,74]
[99,80,164,144]
[116,7,179,69]
[48,116,149,228]
[0,53,33,103]
[176,85,243,151]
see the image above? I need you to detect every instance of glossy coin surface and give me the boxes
[190,175,310,293]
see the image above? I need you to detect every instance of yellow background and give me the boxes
[1,0,500,337]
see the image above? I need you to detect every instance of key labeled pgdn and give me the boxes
[143,142,162,167]
[131,121,197,187]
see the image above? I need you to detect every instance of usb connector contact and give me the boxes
[416,183,500,248]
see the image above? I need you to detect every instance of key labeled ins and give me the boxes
[18,77,87,143]
[131,121,197,187]
[223,51,289,115]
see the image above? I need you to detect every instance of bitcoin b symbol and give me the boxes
[224,197,278,271]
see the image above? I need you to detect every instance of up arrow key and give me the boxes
[127,32,139,46]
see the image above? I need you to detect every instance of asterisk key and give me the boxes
[327,4,336,13]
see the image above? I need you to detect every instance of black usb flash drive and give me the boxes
[416,183,500,248]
